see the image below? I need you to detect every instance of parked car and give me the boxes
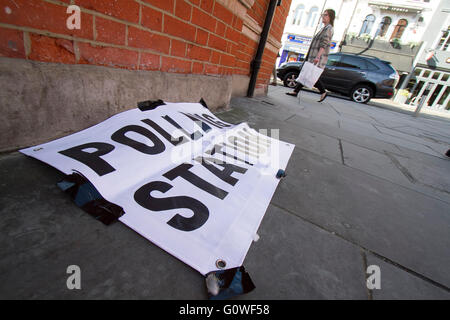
[277,53,399,103]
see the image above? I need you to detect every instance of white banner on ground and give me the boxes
[20,102,295,275]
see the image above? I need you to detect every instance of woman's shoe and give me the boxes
[318,92,328,102]
[286,92,298,97]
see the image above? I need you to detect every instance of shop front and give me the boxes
[279,34,312,66]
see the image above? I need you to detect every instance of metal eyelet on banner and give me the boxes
[216,259,227,269]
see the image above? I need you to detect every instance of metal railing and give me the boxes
[404,67,450,110]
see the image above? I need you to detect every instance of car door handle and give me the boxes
[358,71,366,75]
[328,67,336,70]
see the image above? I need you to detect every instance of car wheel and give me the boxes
[351,85,373,103]
[283,71,299,88]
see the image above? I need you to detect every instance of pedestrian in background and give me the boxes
[286,9,335,102]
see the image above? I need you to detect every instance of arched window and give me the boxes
[390,19,408,40]
[306,7,319,28]
[292,4,305,26]
[377,16,392,37]
[359,14,376,35]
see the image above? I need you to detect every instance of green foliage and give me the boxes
[391,38,402,48]
[408,41,420,49]
[347,32,358,41]
[359,33,372,42]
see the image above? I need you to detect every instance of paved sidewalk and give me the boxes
[370,98,450,121]
[0,86,449,299]
[220,86,450,299]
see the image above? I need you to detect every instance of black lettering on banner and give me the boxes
[222,142,257,164]
[179,112,212,133]
[59,142,116,176]
[207,144,254,166]
[140,118,188,146]
[222,140,259,159]
[164,163,228,200]
[239,128,272,146]
[111,125,166,155]
[163,115,203,140]
[182,112,223,129]
[134,181,209,232]
[228,136,266,154]
[202,113,232,128]
[195,156,247,186]
[237,130,271,149]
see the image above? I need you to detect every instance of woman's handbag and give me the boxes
[295,61,324,88]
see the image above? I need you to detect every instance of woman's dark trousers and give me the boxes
[293,78,326,94]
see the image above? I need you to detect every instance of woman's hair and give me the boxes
[325,9,336,26]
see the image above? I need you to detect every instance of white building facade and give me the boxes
[279,0,439,65]
[347,0,437,43]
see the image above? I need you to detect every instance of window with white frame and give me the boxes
[376,16,392,37]
[292,4,305,26]
[390,19,408,40]
[360,14,376,36]
[306,6,319,28]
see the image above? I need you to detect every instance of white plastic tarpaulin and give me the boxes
[20,102,295,275]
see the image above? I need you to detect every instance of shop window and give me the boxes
[359,14,375,36]
[390,19,408,41]
[287,53,299,62]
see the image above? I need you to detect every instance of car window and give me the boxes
[338,56,366,69]
[381,61,396,73]
[365,60,379,71]
[326,55,341,66]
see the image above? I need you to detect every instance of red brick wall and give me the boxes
[247,0,268,26]
[0,0,290,93]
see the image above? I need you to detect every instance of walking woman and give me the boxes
[286,9,335,102]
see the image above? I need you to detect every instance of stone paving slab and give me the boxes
[393,126,450,146]
[340,141,413,186]
[389,153,450,194]
[366,253,450,300]
[242,205,368,300]
[375,126,448,155]
[271,147,450,289]
[285,114,408,158]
